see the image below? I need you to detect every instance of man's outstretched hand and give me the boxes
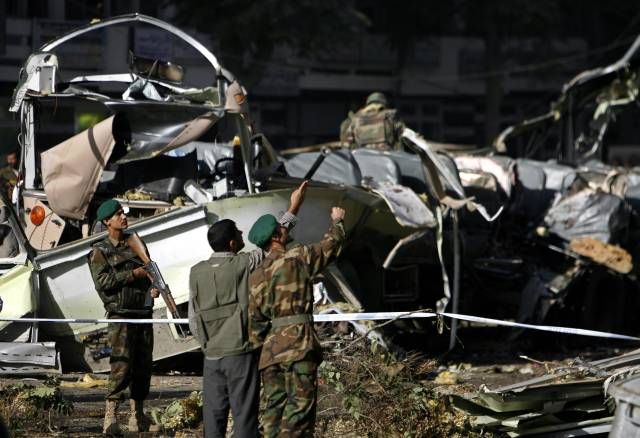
[289,180,309,215]
[331,207,345,222]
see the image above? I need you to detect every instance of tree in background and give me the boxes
[170,0,368,86]
[451,0,561,144]
[171,0,640,146]
[372,0,454,103]
[375,0,640,144]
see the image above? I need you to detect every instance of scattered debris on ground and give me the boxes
[0,344,635,436]
[150,391,203,431]
[314,324,497,437]
[452,347,640,436]
[59,373,109,389]
[0,376,73,433]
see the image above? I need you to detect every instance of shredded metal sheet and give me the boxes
[0,341,59,374]
[365,180,435,228]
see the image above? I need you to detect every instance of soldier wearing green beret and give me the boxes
[189,181,308,438]
[88,199,160,434]
[339,92,406,151]
[248,201,346,437]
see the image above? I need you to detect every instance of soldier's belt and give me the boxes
[271,314,313,328]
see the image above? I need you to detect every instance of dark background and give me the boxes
[0,0,638,156]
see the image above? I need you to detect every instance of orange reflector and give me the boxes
[30,205,46,226]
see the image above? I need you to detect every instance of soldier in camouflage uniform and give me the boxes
[0,150,19,200]
[248,204,346,437]
[88,199,160,435]
[340,92,406,151]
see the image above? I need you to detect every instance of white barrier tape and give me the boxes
[438,312,640,342]
[1,311,638,342]
[315,311,437,322]
[0,317,188,324]
[0,313,436,325]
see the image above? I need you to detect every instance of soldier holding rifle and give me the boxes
[88,199,161,435]
[127,232,186,336]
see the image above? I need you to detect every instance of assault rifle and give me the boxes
[127,233,187,337]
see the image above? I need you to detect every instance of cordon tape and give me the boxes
[0,311,638,342]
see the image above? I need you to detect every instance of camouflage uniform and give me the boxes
[249,219,345,437]
[105,316,153,400]
[0,166,17,201]
[0,166,17,187]
[340,103,406,151]
[0,201,18,258]
[88,234,154,401]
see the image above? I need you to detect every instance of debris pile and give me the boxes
[452,348,640,436]
[314,324,491,437]
[286,139,640,334]
[0,377,73,433]
[607,373,640,436]
[454,156,640,330]
[59,373,109,389]
[150,391,203,431]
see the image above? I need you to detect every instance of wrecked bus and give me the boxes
[0,14,444,372]
[281,34,640,342]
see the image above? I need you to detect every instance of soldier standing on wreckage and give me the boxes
[248,202,346,437]
[340,91,406,151]
[88,199,161,435]
[188,181,308,438]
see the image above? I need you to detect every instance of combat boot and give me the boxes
[128,399,161,433]
[103,399,122,435]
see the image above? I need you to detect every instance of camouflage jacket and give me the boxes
[0,166,18,186]
[340,103,406,151]
[88,234,152,316]
[249,219,345,369]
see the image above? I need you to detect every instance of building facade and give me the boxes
[0,1,590,153]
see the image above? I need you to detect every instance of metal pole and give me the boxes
[29,272,39,343]
[232,113,255,194]
[449,210,461,351]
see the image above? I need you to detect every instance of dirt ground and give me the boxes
[2,374,203,437]
[0,353,616,437]
[1,330,632,437]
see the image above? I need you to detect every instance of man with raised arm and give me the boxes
[189,181,308,438]
[249,202,346,437]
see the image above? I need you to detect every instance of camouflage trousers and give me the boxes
[260,360,318,438]
[106,319,154,401]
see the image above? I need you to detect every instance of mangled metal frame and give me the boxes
[462,37,640,335]
[13,14,256,219]
[1,14,439,372]
[276,38,640,345]
[282,128,505,348]
[2,15,280,370]
[5,14,254,371]
[495,35,640,164]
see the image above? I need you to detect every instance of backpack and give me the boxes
[351,109,399,150]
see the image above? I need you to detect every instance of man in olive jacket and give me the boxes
[189,181,308,438]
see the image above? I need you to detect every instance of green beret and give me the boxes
[96,199,122,222]
[366,91,387,106]
[248,214,278,247]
